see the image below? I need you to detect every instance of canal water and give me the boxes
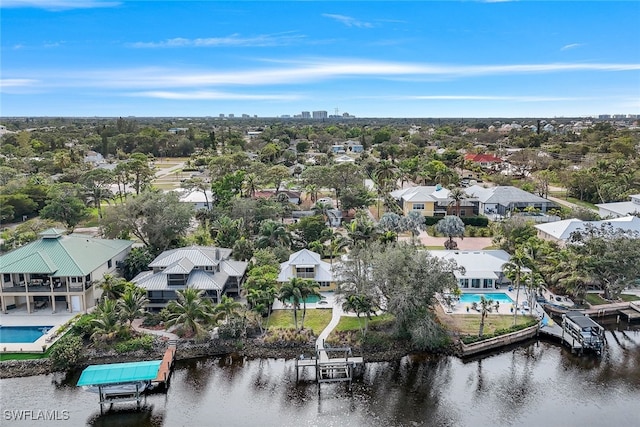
[1,323,639,427]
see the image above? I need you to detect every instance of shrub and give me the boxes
[141,313,163,327]
[72,313,98,338]
[461,216,489,227]
[467,226,477,237]
[114,335,154,353]
[50,334,83,369]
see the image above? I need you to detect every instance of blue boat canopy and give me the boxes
[76,360,161,387]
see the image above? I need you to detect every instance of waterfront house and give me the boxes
[0,228,133,313]
[278,249,339,291]
[131,246,248,310]
[428,250,522,290]
[595,194,640,218]
[535,215,640,246]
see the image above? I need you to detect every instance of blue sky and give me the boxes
[1,0,639,118]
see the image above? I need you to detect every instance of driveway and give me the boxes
[400,231,493,250]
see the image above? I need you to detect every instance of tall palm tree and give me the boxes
[166,288,215,341]
[298,279,321,331]
[502,248,533,326]
[448,187,467,217]
[478,295,495,337]
[305,184,319,204]
[118,285,149,329]
[278,278,305,330]
[243,173,260,199]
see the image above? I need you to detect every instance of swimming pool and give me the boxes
[0,326,53,343]
[459,293,514,304]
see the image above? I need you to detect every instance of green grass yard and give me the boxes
[333,314,394,332]
[266,309,332,335]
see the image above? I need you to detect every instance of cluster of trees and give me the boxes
[492,217,640,304]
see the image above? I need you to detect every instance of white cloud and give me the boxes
[9,59,640,91]
[131,91,301,101]
[0,78,39,87]
[1,0,121,10]
[129,33,307,48]
[561,43,584,51]
[322,14,373,28]
[394,95,590,102]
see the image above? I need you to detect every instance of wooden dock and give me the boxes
[618,302,640,322]
[153,342,177,386]
[295,346,364,386]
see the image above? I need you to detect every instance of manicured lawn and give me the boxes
[620,294,640,302]
[441,313,534,335]
[334,313,394,332]
[266,309,332,335]
[0,352,48,361]
[585,293,608,305]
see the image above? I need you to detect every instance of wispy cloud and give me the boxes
[0,78,39,87]
[132,91,301,101]
[128,33,307,48]
[1,0,121,10]
[9,59,640,91]
[322,14,373,28]
[561,43,584,51]
[397,95,588,102]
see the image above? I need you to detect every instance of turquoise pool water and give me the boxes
[0,326,53,343]
[459,293,513,304]
[287,295,322,304]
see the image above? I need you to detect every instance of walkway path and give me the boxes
[131,318,180,341]
[315,296,345,360]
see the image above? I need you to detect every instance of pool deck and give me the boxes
[0,310,76,352]
[443,289,544,317]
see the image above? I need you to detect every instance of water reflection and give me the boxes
[1,323,638,427]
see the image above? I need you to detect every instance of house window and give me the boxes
[412,203,425,210]
[3,274,10,283]
[483,279,493,288]
[19,274,25,283]
[319,282,331,288]
[205,266,213,271]
[295,267,315,279]
[459,278,469,288]
[107,259,113,269]
[167,274,187,287]
[471,279,481,288]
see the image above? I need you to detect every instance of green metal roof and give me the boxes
[76,360,162,386]
[0,233,132,276]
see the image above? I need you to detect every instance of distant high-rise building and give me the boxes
[312,110,328,119]
[598,114,611,119]
[219,114,225,118]
[301,111,311,119]
[228,114,234,118]
[242,114,250,118]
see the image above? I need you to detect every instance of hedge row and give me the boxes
[422,215,489,227]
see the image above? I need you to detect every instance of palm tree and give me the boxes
[278,278,306,330]
[82,168,114,219]
[213,295,243,324]
[305,184,319,204]
[448,187,467,217]
[247,287,277,334]
[166,288,215,341]
[478,295,495,337]
[435,215,465,250]
[243,173,260,199]
[342,294,376,337]
[373,160,398,218]
[99,274,127,300]
[298,279,321,331]
[503,248,533,326]
[118,285,149,328]
[256,220,291,249]
[91,298,123,343]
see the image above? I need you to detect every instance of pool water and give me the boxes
[459,293,514,304]
[287,295,322,304]
[0,326,53,343]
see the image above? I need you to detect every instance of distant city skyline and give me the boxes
[1,1,639,118]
